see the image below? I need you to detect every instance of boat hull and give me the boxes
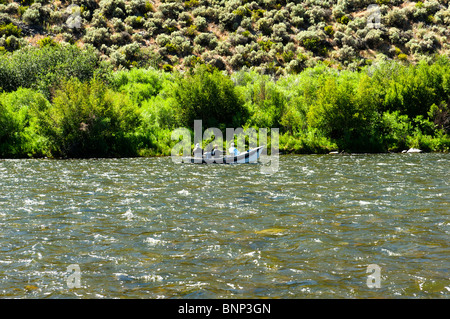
[182,146,265,164]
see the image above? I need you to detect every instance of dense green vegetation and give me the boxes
[1,43,449,158]
[1,1,449,157]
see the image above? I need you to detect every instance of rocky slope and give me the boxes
[1,0,449,74]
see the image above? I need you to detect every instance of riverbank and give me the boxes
[1,45,449,159]
[1,148,446,161]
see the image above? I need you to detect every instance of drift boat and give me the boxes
[182,146,265,164]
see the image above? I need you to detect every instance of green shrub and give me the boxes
[364,29,384,48]
[301,37,328,56]
[378,60,447,118]
[0,44,100,96]
[162,64,173,72]
[21,3,50,25]
[17,5,28,17]
[0,23,22,37]
[0,55,449,158]
[324,25,334,36]
[99,0,126,18]
[256,17,273,36]
[179,11,193,27]
[113,42,142,67]
[140,93,178,130]
[84,27,111,47]
[173,65,247,129]
[334,45,356,63]
[125,15,144,28]
[380,110,412,151]
[0,97,20,157]
[193,32,218,49]
[246,79,286,129]
[385,8,408,28]
[110,67,172,105]
[18,0,35,6]
[126,0,153,15]
[280,130,338,154]
[184,24,198,37]
[194,16,208,31]
[271,22,290,43]
[163,18,178,33]
[258,39,274,52]
[158,1,183,19]
[3,35,21,51]
[337,15,350,25]
[428,102,450,135]
[22,5,40,24]
[252,8,265,21]
[184,54,203,68]
[302,37,320,51]
[37,36,57,48]
[91,11,108,28]
[306,71,382,151]
[397,53,408,61]
[36,77,140,158]
[0,88,50,158]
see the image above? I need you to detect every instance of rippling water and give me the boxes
[0,154,449,298]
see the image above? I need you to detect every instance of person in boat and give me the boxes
[228,142,240,156]
[193,143,203,157]
[211,144,223,157]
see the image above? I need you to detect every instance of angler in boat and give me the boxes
[228,142,240,156]
[193,143,203,157]
[211,144,223,157]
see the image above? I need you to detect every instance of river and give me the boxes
[0,153,448,298]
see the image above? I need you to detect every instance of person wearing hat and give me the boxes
[228,142,240,156]
[193,143,203,157]
[211,144,223,157]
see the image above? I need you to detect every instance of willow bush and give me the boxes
[35,77,140,158]
[173,65,247,129]
[0,88,50,158]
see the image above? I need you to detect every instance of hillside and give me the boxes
[1,0,449,74]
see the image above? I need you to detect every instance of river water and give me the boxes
[0,153,448,298]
